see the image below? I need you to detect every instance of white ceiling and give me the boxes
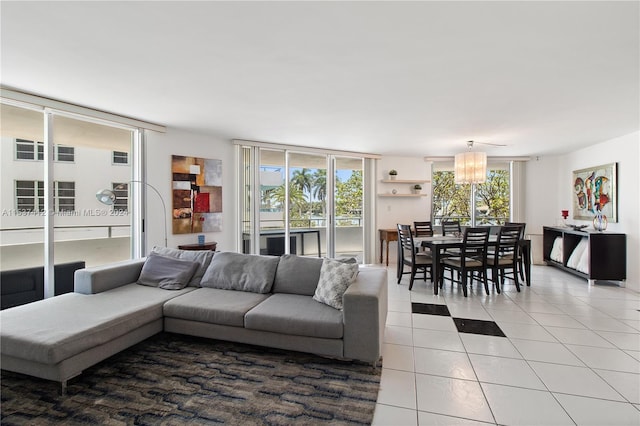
[1,1,638,157]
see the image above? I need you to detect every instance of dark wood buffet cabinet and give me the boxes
[543,226,626,286]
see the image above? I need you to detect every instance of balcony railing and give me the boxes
[0,225,130,245]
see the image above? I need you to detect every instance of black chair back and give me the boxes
[462,227,490,260]
[413,221,434,237]
[496,226,521,258]
[505,222,526,239]
[442,220,462,236]
[398,224,417,259]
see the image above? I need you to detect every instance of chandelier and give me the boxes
[454,141,487,184]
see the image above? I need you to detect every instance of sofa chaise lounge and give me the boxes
[0,250,387,393]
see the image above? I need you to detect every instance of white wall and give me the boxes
[375,156,431,263]
[145,129,235,253]
[525,131,640,292]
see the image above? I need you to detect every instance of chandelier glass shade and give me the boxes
[454,151,487,184]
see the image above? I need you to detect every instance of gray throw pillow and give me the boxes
[137,254,198,290]
[200,252,280,294]
[151,246,214,287]
[313,258,359,310]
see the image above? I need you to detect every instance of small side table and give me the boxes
[178,242,217,251]
[379,229,398,266]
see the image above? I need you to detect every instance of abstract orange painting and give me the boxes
[171,155,222,233]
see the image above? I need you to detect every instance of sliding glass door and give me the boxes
[51,115,135,268]
[334,156,364,262]
[1,100,140,300]
[238,144,368,262]
[1,104,45,270]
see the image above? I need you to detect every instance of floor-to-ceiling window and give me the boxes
[334,156,364,261]
[432,161,511,226]
[0,92,158,299]
[50,114,135,268]
[236,141,374,263]
[1,104,45,270]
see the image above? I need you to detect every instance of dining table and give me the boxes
[414,235,531,295]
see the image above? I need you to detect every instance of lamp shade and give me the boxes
[454,151,487,184]
[95,189,117,205]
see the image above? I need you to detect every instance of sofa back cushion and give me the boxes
[200,252,279,294]
[272,254,323,296]
[151,246,214,287]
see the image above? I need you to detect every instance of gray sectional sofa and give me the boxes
[0,250,387,393]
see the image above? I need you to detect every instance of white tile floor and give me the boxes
[372,265,640,425]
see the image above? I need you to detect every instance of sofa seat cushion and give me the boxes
[0,284,193,365]
[244,294,343,339]
[163,288,270,327]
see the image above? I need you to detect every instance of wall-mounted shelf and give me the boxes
[378,193,427,197]
[380,179,430,184]
[379,178,429,198]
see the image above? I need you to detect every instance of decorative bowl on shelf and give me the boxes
[570,224,588,231]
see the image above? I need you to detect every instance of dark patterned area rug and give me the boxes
[1,333,381,425]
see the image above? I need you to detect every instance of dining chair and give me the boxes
[439,227,490,297]
[413,221,434,237]
[442,220,462,236]
[441,220,462,257]
[505,222,527,282]
[487,225,521,293]
[413,221,434,254]
[397,224,432,290]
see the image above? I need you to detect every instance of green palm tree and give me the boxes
[312,169,327,216]
[291,168,314,202]
[269,184,307,223]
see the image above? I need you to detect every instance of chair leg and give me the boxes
[482,269,490,295]
[513,262,521,292]
[461,270,468,297]
[518,257,525,281]
[409,265,416,290]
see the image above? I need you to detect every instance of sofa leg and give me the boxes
[60,380,67,396]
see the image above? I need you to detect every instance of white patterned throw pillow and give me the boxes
[313,258,359,310]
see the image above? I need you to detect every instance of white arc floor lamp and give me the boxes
[96,181,168,247]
